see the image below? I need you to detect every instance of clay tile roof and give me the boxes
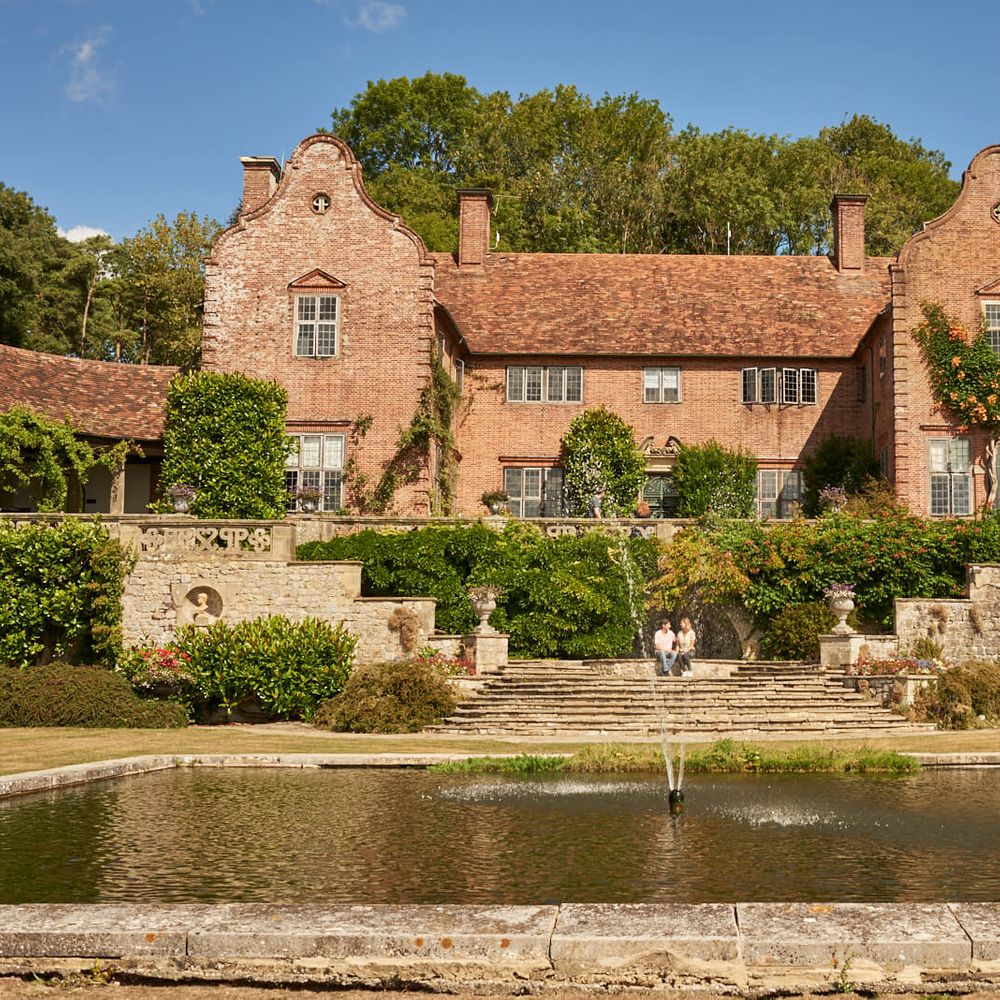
[432,252,893,359]
[0,344,176,441]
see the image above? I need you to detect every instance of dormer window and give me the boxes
[296,295,338,357]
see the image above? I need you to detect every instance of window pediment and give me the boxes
[975,277,1000,297]
[288,269,348,291]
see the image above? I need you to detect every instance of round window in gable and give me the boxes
[311,193,331,215]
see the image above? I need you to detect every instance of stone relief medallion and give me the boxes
[171,580,229,627]
[993,202,1000,224]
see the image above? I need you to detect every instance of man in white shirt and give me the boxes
[653,619,677,676]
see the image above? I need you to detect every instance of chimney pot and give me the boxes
[830,194,868,272]
[458,189,493,266]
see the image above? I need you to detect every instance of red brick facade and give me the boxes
[203,134,437,513]
[8,135,998,520]
[199,134,1000,518]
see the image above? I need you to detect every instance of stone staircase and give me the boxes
[428,660,934,736]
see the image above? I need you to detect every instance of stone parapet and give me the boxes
[0,901,998,990]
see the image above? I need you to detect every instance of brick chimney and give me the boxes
[830,194,868,272]
[457,189,493,266]
[240,156,282,215]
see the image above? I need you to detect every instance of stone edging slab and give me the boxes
[1,902,999,991]
[3,750,1000,802]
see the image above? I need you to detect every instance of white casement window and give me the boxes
[742,367,805,405]
[503,467,564,517]
[756,470,802,519]
[781,368,799,404]
[928,438,972,516]
[454,359,465,393]
[285,432,345,511]
[295,295,339,357]
[984,303,1000,355]
[643,367,681,403]
[799,368,817,404]
[506,366,583,403]
[759,367,777,404]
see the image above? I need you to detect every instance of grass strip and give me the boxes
[427,739,920,775]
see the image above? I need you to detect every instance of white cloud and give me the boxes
[356,0,406,31]
[314,0,407,32]
[64,27,115,103]
[59,225,111,243]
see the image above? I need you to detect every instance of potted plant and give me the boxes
[824,582,856,634]
[468,584,503,633]
[294,484,323,513]
[480,489,509,514]
[165,483,197,514]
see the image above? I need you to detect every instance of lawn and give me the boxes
[3,724,1000,777]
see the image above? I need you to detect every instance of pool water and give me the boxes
[1,766,998,903]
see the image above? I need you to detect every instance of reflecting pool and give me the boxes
[2,767,999,903]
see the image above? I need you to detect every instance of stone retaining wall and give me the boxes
[0,901,998,991]
[122,555,436,663]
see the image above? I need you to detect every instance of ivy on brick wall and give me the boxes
[157,372,292,518]
[342,350,462,515]
[0,519,133,667]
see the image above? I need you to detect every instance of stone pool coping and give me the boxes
[1,902,1000,992]
[3,757,1000,991]
[2,750,1000,802]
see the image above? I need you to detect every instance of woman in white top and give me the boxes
[676,616,696,677]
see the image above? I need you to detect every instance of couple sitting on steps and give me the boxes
[654,617,696,677]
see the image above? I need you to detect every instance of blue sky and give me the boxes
[2,0,999,242]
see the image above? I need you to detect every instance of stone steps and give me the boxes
[429,659,932,736]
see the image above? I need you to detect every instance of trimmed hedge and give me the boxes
[312,659,458,733]
[156,371,292,518]
[0,664,188,728]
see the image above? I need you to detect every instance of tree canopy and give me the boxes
[326,74,959,257]
[0,183,218,366]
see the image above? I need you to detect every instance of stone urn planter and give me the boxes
[166,485,196,514]
[469,585,501,634]
[825,584,856,635]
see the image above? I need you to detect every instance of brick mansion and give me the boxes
[3,135,1000,519]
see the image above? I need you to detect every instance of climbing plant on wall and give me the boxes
[0,407,95,512]
[157,372,292,518]
[913,302,1000,507]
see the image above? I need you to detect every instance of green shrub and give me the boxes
[0,663,188,728]
[312,659,458,733]
[672,440,757,517]
[156,371,292,518]
[298,522,659,659]
[560,406,646,516]
[801,433,880,516]
[0,519,132,668]
[915,659,1000,729]
[760,601,837,661]
[170,616,356,719]
[651,511,1000,631]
